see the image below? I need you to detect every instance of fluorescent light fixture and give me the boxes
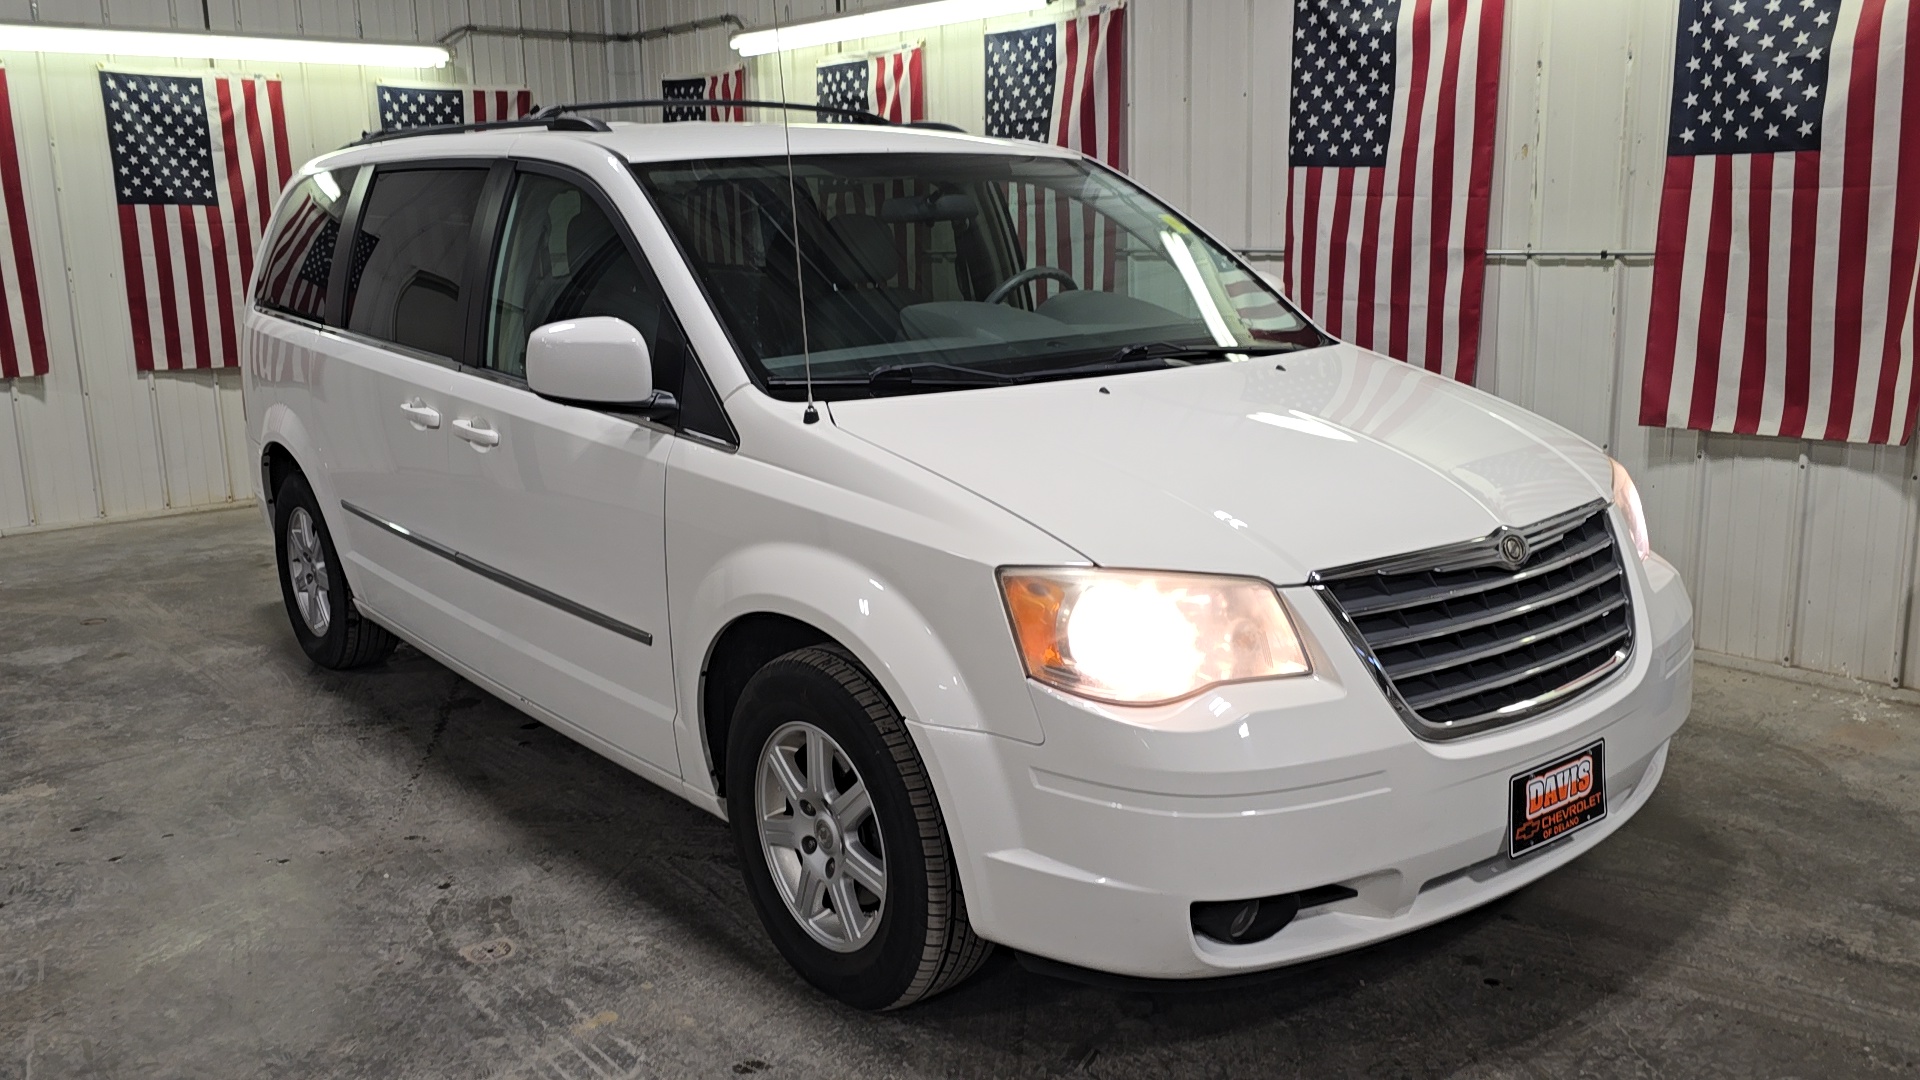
[0,22,450,68]
[730,0,1049,56]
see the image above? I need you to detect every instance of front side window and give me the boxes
[344,168,487,358]
[255,166,357,323]
[635,153,1322,398]
[483,173,673,382]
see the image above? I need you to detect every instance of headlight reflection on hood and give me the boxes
[999,568,1311,706]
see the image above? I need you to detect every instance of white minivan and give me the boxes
[241,106,1693,1010]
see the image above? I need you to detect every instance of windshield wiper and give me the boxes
[1099,341,1305,364]
[864,361,1019,386]
[765,361,1017,391]
[1003,343,1303,383]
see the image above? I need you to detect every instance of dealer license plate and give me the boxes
[1508,740,1606,858]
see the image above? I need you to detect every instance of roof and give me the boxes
[314,119,1083,173]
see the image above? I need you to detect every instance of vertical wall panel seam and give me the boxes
[212,371,233,499]
[145,372,172,508]
[1892,441,1920,684]
[1519,5,1549,406]
[1603,0,1645,455]
[1784,444,1813,665]
[8,383,36,525]
[36,51,107,521]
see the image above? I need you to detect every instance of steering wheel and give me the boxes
[985,266,1080,306]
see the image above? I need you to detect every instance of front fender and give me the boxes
[673,541,1046,789]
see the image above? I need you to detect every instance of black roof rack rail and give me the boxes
[351,113,610,146]
[530,98,893,126]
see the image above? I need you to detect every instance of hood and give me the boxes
[827,344,1612,583]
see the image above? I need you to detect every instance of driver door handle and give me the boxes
[399,399,441,429]
[452,416,500,448]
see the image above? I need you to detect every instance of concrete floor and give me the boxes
[1,507,1917,1080]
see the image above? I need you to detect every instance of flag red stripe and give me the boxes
[266,78,291,190]
[206,208,237,365]
[178,207,213,368]
[241,80,272,253]
[214,79,255,292]
[1388,0,1436,362]
[1356,167,1387,350]
[0,68,48,377]
[1423,0,1470,374]
[1824,0,1887,440]
[1688,155,1737,430]
[1058,16,1083,148]
[1282,170,1297,297]
[910,47,926,123]
[1735,154,1775,433]
[1640,155,1696,426]
[1781,150,1820,437]
[1875,3,1920,442]
[1455,0,1504,383]
[1325,169,1355,337]
[1299,167,1324,317]
[1076,17,1101,156]
[149,205,183,371]
[118,205,153,371]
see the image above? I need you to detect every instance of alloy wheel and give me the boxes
[755,720,888,952]
[285,506,331,637]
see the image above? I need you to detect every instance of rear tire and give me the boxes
[726,646,992,1009]
[273,472,397,670]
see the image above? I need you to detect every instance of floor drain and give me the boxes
[459,938,517,964]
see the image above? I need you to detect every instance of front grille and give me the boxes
[1313,501,1633,739]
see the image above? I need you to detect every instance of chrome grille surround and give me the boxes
[1310,500,1634,741]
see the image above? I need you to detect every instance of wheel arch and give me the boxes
[682,542,1042,798]
[255,401,328,516]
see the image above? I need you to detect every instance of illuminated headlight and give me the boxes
[999,569,1311,706]
[1611,458,1652,561]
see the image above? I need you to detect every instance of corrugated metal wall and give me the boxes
[0,0,643,536]
[5,0,1912,689]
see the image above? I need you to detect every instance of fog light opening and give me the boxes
[1191,893,1302,945]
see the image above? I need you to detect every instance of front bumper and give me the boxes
[911,554,1693,979]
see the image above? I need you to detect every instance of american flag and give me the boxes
[985,8,1127,301]
[375,84,532,131]
[985,9,1125,164]
[663,69,747,122]
[102,70,290,371]
[0,64,49,379]
[1641,0,1920,444]
[1283,0,1504,384]
[816,46,924,123]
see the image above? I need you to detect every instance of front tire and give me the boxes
[273,472,397,670]
[726,646,991,1009]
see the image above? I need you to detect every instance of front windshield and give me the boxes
[634,153,1322,397]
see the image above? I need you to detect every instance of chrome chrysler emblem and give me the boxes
[1498,531,1530,568]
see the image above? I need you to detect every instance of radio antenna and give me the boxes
[770,24,819,424]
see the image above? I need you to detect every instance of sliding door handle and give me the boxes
[452,417,500,448]
[399,399,441,429]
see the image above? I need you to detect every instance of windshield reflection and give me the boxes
[635,153,1323,397]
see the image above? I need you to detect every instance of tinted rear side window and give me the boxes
[255,166,357,323]
[345,168,487,358]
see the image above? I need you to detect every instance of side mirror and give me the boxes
[1256,269,1287,296]
[525,316,676,416]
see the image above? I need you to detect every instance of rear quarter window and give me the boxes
[255,166,357,323]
